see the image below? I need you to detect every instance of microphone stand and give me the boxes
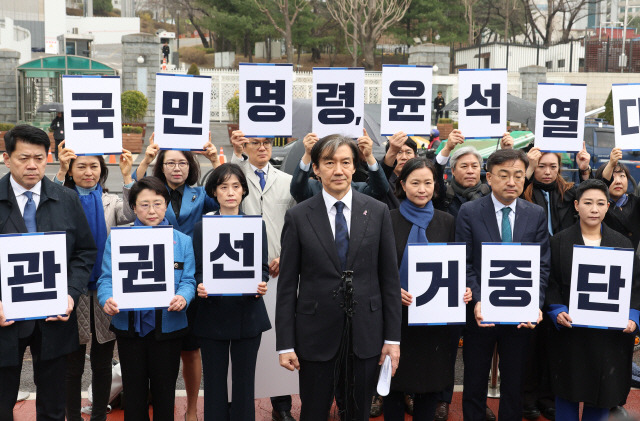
[333,270,357,421]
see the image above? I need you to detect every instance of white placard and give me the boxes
[62,76,122,155]
[0,232,68,321]
[480,243,540,324]
[613,83,640,150]
[568,246,634,329]
[381,65,432,136]
[408,243,466,325]
[458,69,507,138]
[534,83,586,152]
[110,226,175,310]
[202,215,262,295]
[154,73,212,150]
[312,68,365,138]
[239,63,293,137]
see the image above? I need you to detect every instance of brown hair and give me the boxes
[152,150,201,186]
[523,152,574,202]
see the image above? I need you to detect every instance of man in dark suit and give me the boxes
[456,149,550,421]
[289,130,389,203]
[276,134,402,421]
[0,125,97,421]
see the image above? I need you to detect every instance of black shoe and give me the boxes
[610,406,629,419]
[523,404,541,419]
[272,409,295,421]
[486,406,496,421]
[370,395,383,417]
[540,406,555,421]
[434,401,449,421]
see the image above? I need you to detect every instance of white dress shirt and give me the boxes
[491,193,516,239]
[10,176,41,215]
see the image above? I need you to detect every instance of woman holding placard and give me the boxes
[97,176,196,421]
[54,141,136,421]
[546,179,640,420]
[192,163,270,421]
[383,157,472,421]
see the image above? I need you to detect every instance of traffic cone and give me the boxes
[219,147,226,164]
[47,150,53,163]
[162,57,167,71]
[109,154,117,164]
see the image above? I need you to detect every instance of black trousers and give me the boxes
[435,110,444,122]
[437,326,463,404]
[522,315,555,410]
[116,334,182,421]
[0,324,67,421]
[200,334,262,421]
[270,395,292,412]
[298,353,378,421]
[383,391,438,421]
[462,322,530,421]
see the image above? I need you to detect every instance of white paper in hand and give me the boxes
[376,355,392,396]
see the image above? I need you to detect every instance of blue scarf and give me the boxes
[398,199,434,290]
[133,217,170,337]
[612,194,629,208]
[75,184,107,290]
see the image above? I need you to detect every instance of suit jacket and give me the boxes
[289,160,390,203]
[231,155,296,261]
[0,174,97,367]
[455,194,550,307]
[276,190,401,361]
[192,216,271,340]
[164,184,218,238]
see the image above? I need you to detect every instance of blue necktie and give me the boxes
[501,207,512,243]
[334,201,349,271]
[255,169,266,191]
[23,191,37,233]
[542,190,553,235]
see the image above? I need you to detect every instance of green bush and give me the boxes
[452,121,458,130]
[227,91,239,123]
[121,90,148,123]
[599,90,613,125]
[122,125,144,134]
[187,63,200,75]
[0,123,15,131]
[438,118,453,124]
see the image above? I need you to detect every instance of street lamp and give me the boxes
[137,55,145,64]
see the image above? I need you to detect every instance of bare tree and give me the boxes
[461,0,480,44]
[326,0,411,69]
[254,0,307,63]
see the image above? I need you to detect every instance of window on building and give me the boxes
[558,59,566,68]
[546,61,552,69]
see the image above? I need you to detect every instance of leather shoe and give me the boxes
[610,406,629,418]
[486,406,496,421]
[369,395,383,417]
[540,406,555,421]
[523,404,541,419]
[434,401,449,421]
[272,409,295,421]
[404,394,414,415]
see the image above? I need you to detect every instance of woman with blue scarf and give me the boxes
[97,176,196,420]
[55,141,136,421]
[382,157,472,421]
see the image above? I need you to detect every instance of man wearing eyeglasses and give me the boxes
[230,130,297,421]
[456,149,550,421]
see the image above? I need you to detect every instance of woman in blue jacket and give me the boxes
[193,164,270,421]
[97,176,196,421]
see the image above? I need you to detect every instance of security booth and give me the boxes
[57,33,94,57]
[156,30,177,66]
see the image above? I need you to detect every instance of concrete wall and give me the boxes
[0,18,31,64]
[0,49,20,124]
[122,33,159,124]
[67,16,140,45]
[548,72,637,110]
[407,44,450,75]
[520,66,547,104]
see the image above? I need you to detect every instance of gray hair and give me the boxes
[450,146,483,170]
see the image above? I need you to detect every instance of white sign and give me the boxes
[480,243,541,324]
[62,75,122,155]
[568,246,634,329]
[239,63,293,137]
[458,69,507,138]
[202,215,262,295]
[110,226,175,310]
[534,83,586,152]
[45,37,59,55]
[0,232,68,321]
[380,65,432,136]
[312,68,365,138]
[154,73,212,150]
[408,243,466,325]
[613,83,640,151]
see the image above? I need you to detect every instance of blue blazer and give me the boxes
[165,184,218,238]
[97,229,197,338]
[455,194,550,308]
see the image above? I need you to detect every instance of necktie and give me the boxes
[23,191,37,233]
[170,189,181,219]
[542,190,553,236]
[334,201,349,271]
[501,207,512,243]
[255,169,266,191]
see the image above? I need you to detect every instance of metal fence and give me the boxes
[583,36,640,72]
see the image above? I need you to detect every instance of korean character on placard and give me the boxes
[414,260,459,307]
[388,80,426,122]
[210,232,255,279]
[163,91,204,135]
[246,79,286,122]
[488,260,533,307]
[619,99,640,136]
[464,83,501,123]
[71,93,115,138]
[542,98,579,138]
[576,264,626,312]
[118,244,167,293]
[7,251,61,302]
[317,83,360,125]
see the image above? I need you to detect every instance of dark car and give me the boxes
[583,123,638,191]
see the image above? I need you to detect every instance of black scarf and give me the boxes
[449,179,490,202]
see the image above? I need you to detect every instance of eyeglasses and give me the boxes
[248,140,273,148]
[163,161,189,169]
[136,202,166,212]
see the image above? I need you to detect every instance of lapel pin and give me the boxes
[363,210,367,216]
[192,195,196,202]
